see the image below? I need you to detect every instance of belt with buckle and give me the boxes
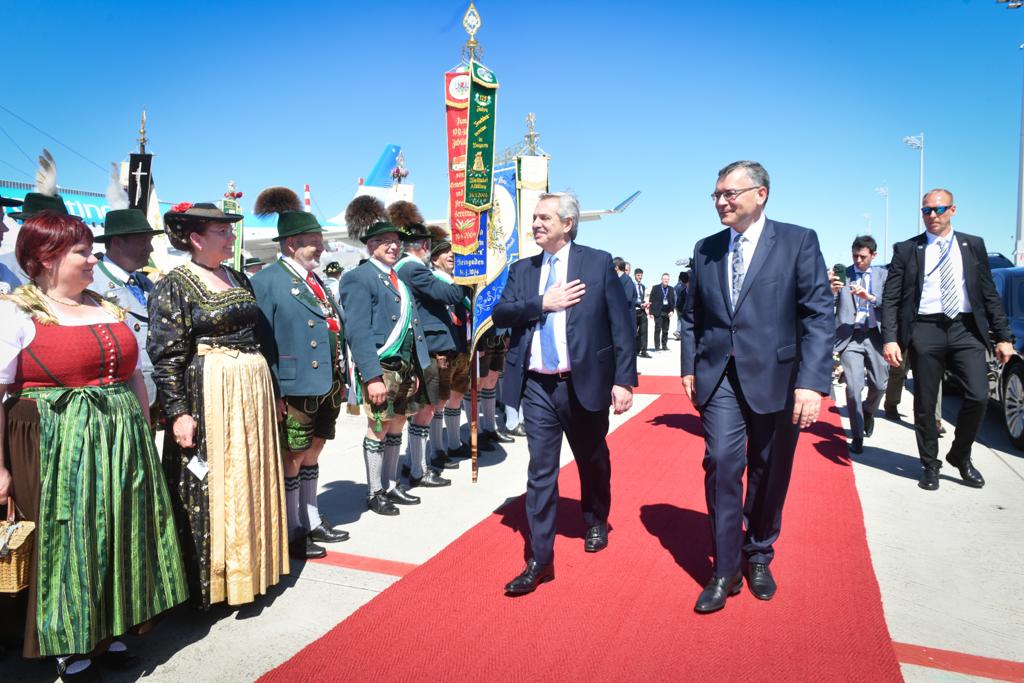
[528,370,571,381]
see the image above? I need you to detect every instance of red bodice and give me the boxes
[13,320,139,390]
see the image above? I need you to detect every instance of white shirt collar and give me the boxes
[730,212,766,246]
[925,229,955,246]
[369,257,394,274]
[100,254,131,283]
[543,241,573,264]
[281,255,313,276]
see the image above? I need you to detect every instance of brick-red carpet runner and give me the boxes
[263,388,901,682]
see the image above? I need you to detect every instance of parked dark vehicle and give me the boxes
[989,252,1014,270]
[953,265,1024,449]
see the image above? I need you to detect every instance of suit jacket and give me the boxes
[339,260,431,383]
[834,264,887,354]
[619,272,638,309]
[493,243,638,412]
[881,231,1012,351]
[89,256,155,401]
[681,219,834,414]
[251,259,348,398]
[649,283,676,316]
[395,256,468,355]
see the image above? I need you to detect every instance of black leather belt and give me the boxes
[916,313,969,323]
[528,370,571,381]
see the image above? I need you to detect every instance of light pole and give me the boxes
[875,186,890,260]
[903,133,924,233]
[1016,44,1024,264]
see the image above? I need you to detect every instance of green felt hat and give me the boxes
[324,261,343,276]
[244,256,265,267]
[273,211,323,242]
[97,208,162,243]
[430,240,452,260]
[7,192,68,221]
[401,222,431,241]
[360,220,405,244]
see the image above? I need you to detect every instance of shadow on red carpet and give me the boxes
[261,388,900,682]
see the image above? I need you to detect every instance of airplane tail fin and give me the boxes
[363,145,402,188]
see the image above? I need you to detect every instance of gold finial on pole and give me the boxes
[462,2,483,62]
[138,108,148,154]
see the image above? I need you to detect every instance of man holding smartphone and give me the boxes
[830,236,888,454]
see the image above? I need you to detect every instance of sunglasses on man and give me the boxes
[920,206,951,216]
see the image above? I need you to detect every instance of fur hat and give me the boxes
[254,186,322,241]
[346,195,396,243]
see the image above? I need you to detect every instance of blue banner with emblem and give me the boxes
[470,163,518,351]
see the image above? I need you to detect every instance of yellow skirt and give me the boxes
[199,345,289,606]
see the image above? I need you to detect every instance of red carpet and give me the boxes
[263,387,901,682]
[635,373,685,394]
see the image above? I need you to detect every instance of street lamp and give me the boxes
[875,186,890,260]
[903,133,924,233]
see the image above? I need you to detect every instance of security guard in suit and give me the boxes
[340,197,431,516]
[251,186,350,559]
[91,208,162,407]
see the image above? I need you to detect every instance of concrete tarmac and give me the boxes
[2,335,1022,681]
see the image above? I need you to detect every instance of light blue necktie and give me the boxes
[125,275,147,307]
[540,255,560,370]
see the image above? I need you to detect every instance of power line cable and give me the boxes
[0,103,108,173]
[0,122,36,168]
[0,157,33,180]
[311,196,329,222]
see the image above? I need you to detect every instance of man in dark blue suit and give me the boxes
[681,161,834,613]
[494,192,637,595]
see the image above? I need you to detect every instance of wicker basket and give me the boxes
[0,497,35,594]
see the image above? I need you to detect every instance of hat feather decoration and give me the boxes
[35,149,57,197]
[387,200,423,229]
[345,195,388,242]
[254,186,301,217]
[106,163,130,210]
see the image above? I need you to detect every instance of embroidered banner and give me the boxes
[470,163,518,350]
[445,68,480,256]
[462,60,498,213]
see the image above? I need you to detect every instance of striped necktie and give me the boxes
[938,239,960,318]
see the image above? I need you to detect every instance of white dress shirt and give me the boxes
[726,213,766,309]
[529,241,573,373]
[918,230,972,315]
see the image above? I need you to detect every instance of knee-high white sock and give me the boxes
[383,433,403,491]
[444,407,462,449]
[409,423,429,479]
[480,388,497,431]
[284,476,302,541]
[299,464,321,530]
[430,410,444,454]
[363,437,384,497]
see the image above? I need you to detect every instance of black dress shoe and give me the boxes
[309,523,350,543]
[937,420,946,437]
[884,404,900,420]
[694,573,743,613]
[747,562,777,600]
[639,352,652,358]
[946,456,985,488]
[849,437,863,454]
[386,486,421,505]
[367,492,400,516]
[97,644,141,671]
[508,424,527,437]
[918,468,940,491]
[863,413,875,437]
[483,429,514,444]
[448,443,471,459]
[289,536,327,559]
[584,523,608,553]
[410,470,451,488]
[504,559,555,595]
[57,659,100,682]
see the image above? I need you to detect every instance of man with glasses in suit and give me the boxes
[881,189,1014,491]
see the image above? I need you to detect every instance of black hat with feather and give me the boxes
[8,149,69,220]
[345,195,404,245]
[254,186,322,242]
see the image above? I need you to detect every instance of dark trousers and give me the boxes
[520,373,611,566]
[635,309,648,354]
[908,316,989,470]
[699,361,799,577]
[653,313,671,349]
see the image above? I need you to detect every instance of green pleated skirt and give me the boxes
[5,383,189,657]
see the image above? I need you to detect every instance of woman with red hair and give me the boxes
[0,213,187,681]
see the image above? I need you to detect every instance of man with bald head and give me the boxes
[881,189,1014,491]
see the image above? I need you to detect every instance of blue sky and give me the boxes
[2,0,1023,278]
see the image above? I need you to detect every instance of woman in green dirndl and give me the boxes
[0,211,188,681]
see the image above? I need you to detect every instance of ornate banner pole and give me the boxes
[222,181,244,270]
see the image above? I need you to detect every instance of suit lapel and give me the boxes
[276,260,325,318]
[913,233,927,297]
[735,219,777,313]
[565,244,583,328]
[710,231,731,316]
[956,234,974,302]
